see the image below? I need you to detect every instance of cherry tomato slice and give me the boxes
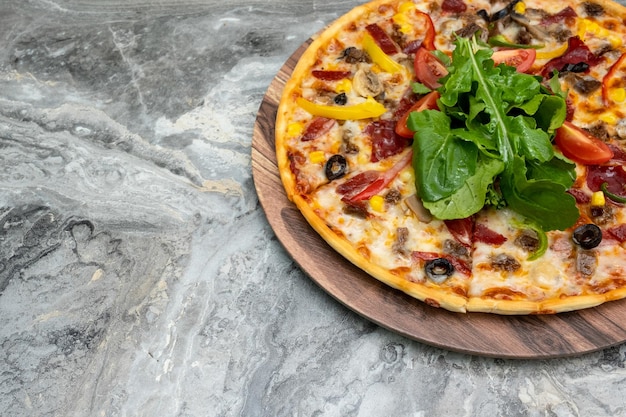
[414,47,448,90]
[491,48,536,73]
[395,91,440,138]
[554,121,614,165]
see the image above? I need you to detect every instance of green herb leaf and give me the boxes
[422,157,504,219]
[412,82,432,94]
[500,157,579,231]
[409,110,478,201]
[409,35,578,231]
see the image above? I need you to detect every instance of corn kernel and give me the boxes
[287,122,304,138]
[578,20,600,38]
[514,1,526,14]
[398,2,416,13]
[609,87,626,103]
[335,79,352,93]
[399,169,413,183]
[369,195,385,212]
[600,112,618,125]
[392,13,412,34]
[357,153,369,164]
[591,190,606,207]
[609,35,623,49]
[309,150,325,164]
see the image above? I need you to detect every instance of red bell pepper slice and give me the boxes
[602,52,626,106]
[416,11,436,51]
[337,150,412,202]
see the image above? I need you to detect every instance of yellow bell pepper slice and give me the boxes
[535,42,568,60]
[362,33,406,74]
[296,96,386,120]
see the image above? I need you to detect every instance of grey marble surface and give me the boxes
[2,0,626,416]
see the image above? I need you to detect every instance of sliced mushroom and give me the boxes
[510,13,550,40]
[404,194,433,223]
[352,66,384,98]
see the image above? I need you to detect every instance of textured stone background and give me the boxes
[1,1,626,416]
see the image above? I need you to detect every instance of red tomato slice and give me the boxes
[395,91,440,138]
[414,47,448,90]
[491,48,536,73]
[554,121,614,165]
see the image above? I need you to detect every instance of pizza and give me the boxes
[274,0,626,314]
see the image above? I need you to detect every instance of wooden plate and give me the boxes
[251,38,626,359]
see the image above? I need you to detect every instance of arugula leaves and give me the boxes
[407,36,579,231]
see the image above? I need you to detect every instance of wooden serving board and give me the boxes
[251,38,626,359]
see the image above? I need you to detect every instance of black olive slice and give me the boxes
[561,62,590,73]
[334,92,348,105]
[425,258,454,283]
[572,224,603,249]
[325,154,348,181]
[477,9,490,21]
[490,0,522,21]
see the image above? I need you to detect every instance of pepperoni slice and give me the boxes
[608,224,626,242]
[365,23,399,55]
[474,224,507,245]
[311,70,352,81]
[441,0,467,13]
[540,6,577,25]
[365,119,411,162]
[586,165,626,200]
[541,36,602,77]
[301,117,336,142]
[444,217,475,248]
